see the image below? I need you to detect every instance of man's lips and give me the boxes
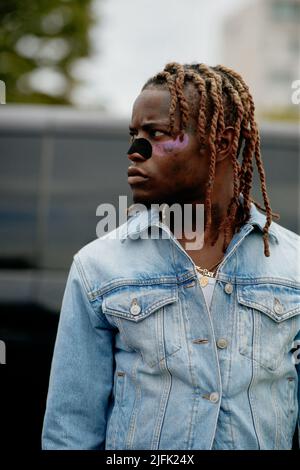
[127,166,149,184]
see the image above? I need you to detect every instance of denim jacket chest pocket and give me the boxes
[237,283,300,372]
[101,283,182,368]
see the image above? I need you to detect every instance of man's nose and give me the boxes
[127,137,153,161]
[127,150,146,163]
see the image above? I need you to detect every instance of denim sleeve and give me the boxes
[296,330,300,449]
[41,256,115,449]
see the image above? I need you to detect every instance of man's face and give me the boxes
[127,87,211,206]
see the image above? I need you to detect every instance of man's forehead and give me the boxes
[131,89,171,120]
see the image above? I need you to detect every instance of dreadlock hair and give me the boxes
[141,62,280,257]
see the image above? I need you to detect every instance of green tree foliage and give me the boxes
[0,0,96,104]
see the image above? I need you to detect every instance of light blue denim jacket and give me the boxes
[42,194,300,450]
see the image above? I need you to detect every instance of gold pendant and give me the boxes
[199,276,209,287]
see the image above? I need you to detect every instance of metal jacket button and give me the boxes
[224,283,233,294]
[274,298,284,314]
[217,338,228,349]
[130,299,141,315]
[209,392,219,403]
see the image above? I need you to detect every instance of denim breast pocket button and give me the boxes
[130,299,141,316]
[102,283,181,368]
[274,298,284,315]
[237,283,300,371]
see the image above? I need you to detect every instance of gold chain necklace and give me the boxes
[195,257,223,287]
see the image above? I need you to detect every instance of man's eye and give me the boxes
[149,130,166,138]
[128,130,168,142]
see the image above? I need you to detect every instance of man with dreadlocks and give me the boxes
[42,62,300,450]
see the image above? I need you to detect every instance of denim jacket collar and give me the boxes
[121,193,279,244]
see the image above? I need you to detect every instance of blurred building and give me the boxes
[222,0,300,120]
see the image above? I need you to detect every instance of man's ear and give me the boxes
[216,127,235,162]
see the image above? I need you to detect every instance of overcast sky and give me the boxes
[72,0,250,117]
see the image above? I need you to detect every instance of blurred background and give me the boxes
[0,0,299,451]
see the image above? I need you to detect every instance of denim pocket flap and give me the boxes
[102,284,178,321]
[237,283,300,322]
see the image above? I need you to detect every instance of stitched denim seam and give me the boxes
[248,313,262,449]
[111,371,126,449]
[102,295,178,320]
[73,254,92,294]
[126,356,142,450]
[270,377,280,449]
[151,309,172,450]
[224,262,237,448]
[88,274,195,299]
[237,298,300,319]
[180,293,199,449]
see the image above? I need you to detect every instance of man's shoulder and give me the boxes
[74,206,160,266]
[237,215,300,284]
[75,223,129,265]
[70,227,134,294]
[270,219,300,248]
[260,220,300,284]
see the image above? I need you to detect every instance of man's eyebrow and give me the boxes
[128,122,169,131]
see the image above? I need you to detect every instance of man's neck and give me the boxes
[159,199,239,271]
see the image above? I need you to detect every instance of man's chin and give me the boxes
[131,187,181,207]
[132,191,154,208]
[132,200,153,210]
